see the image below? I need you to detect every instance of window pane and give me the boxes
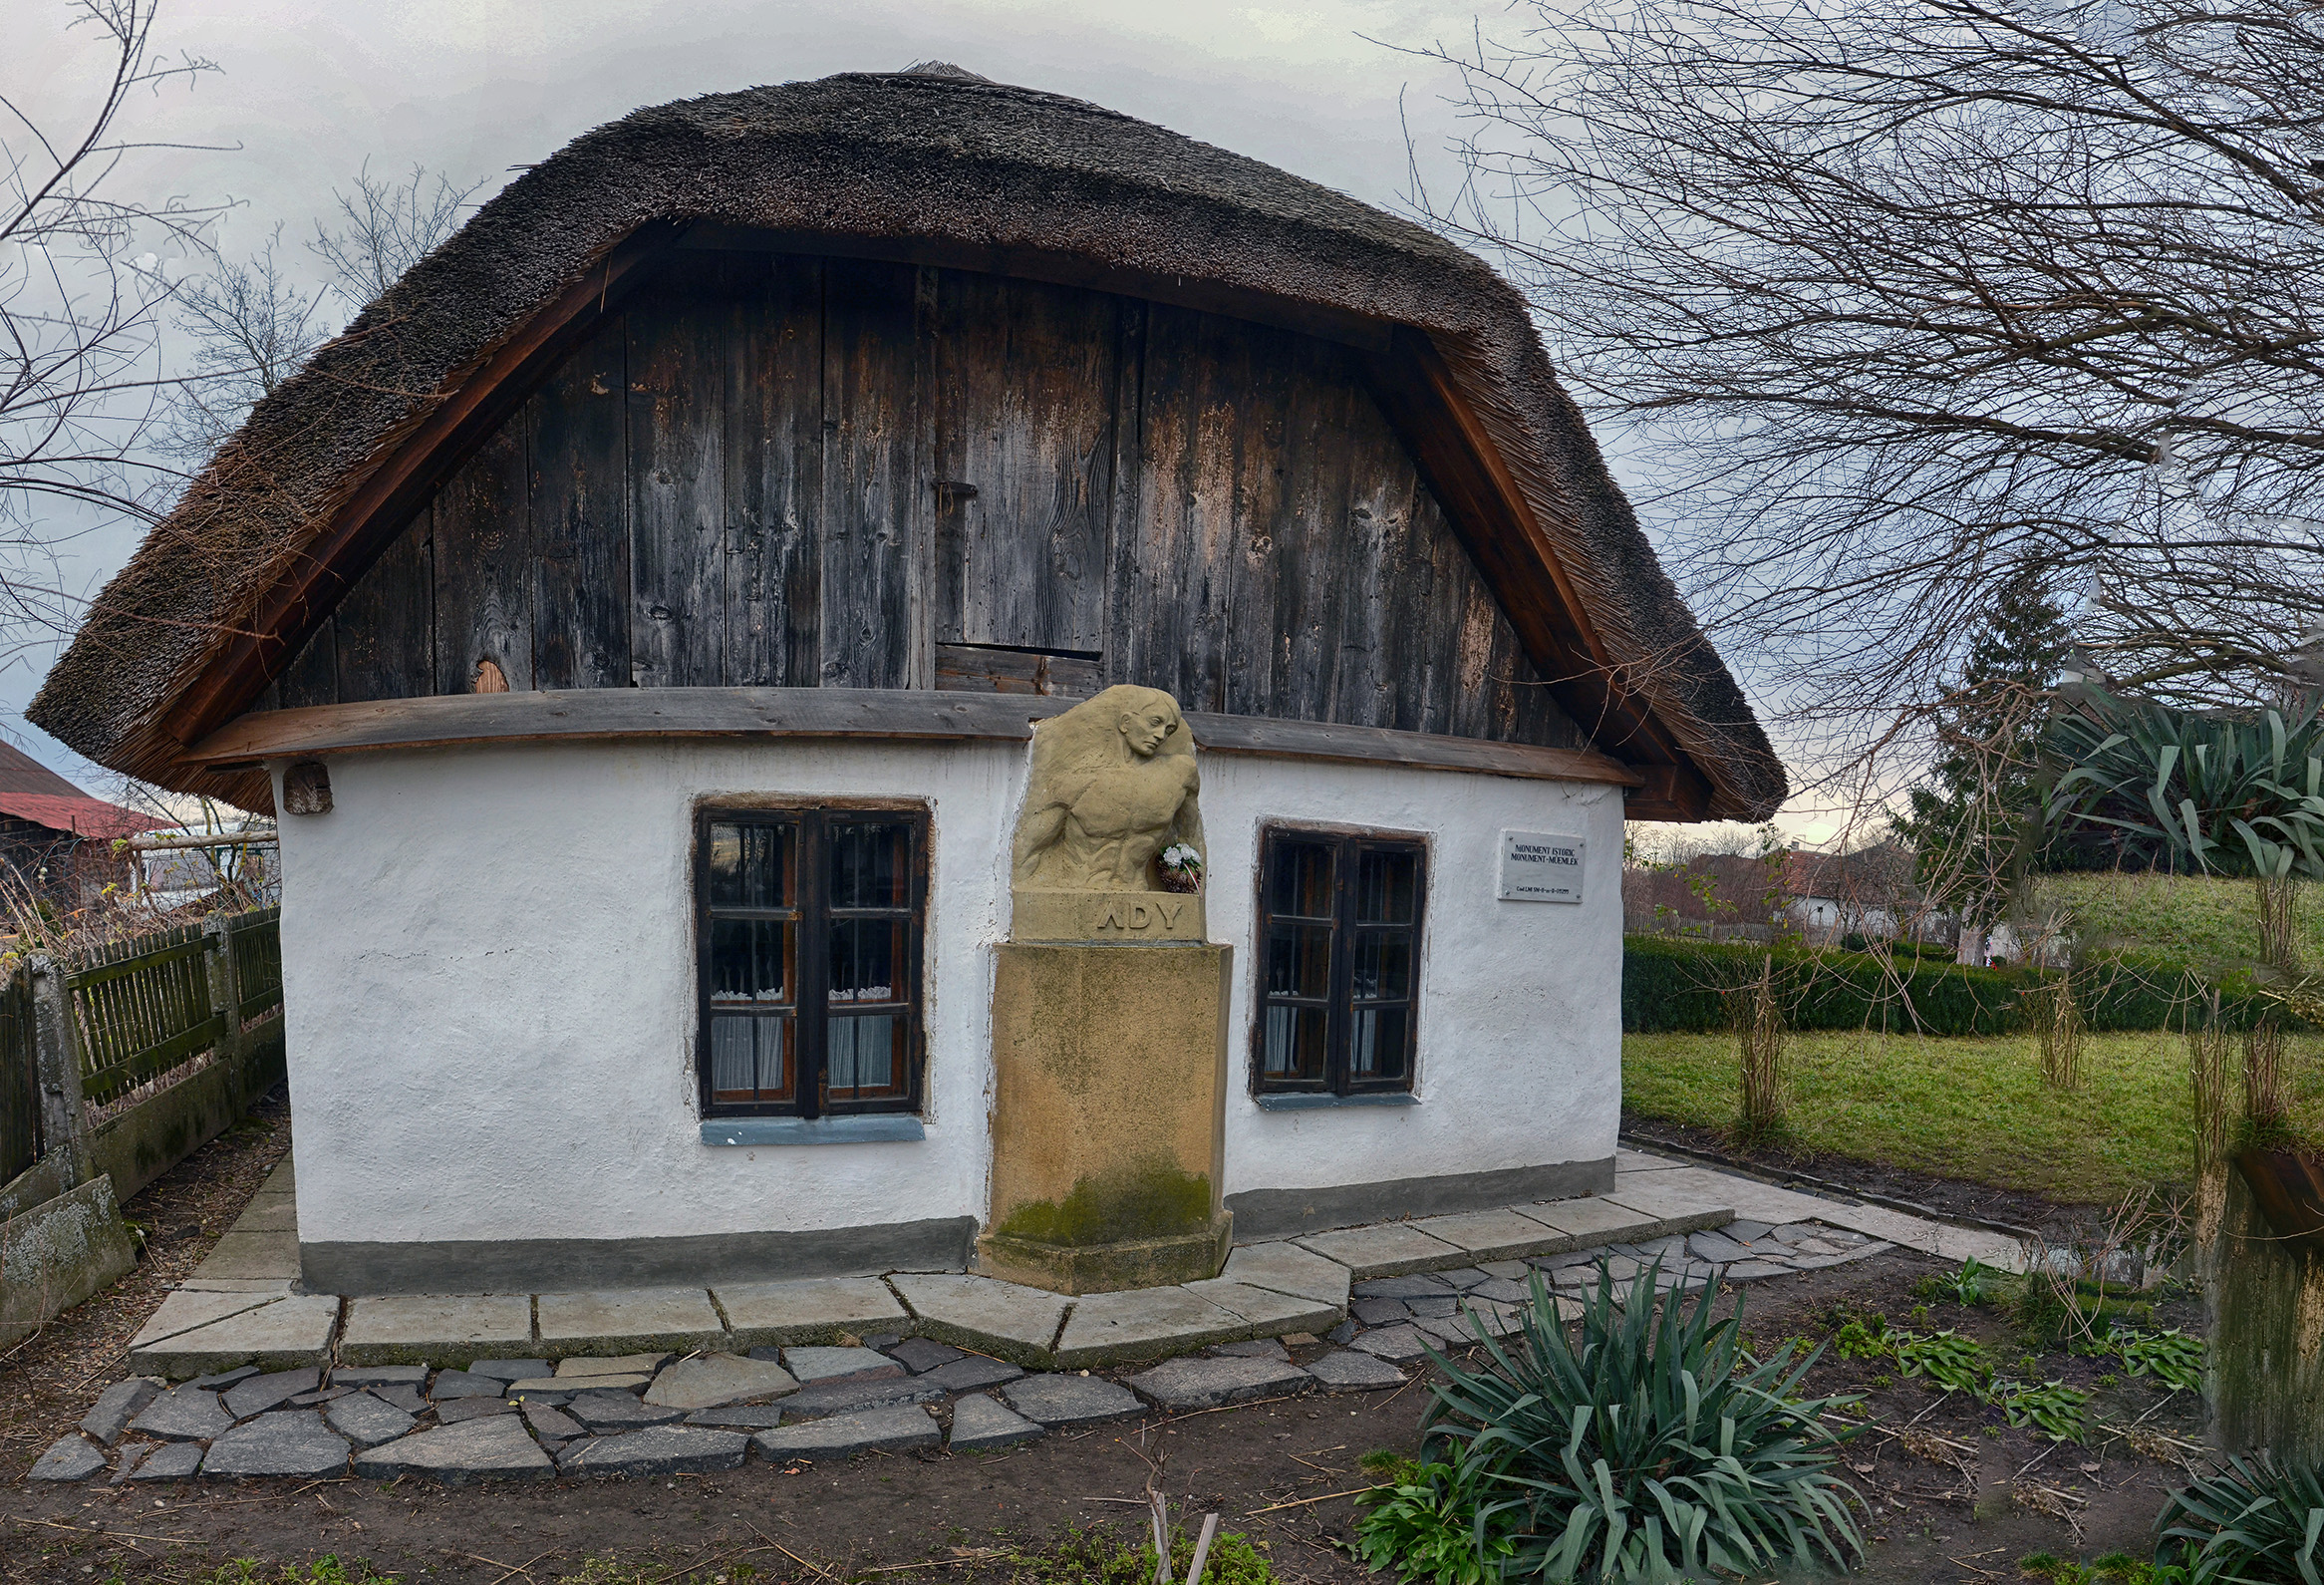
[1350,1005,1409,1081]
[827,1013,901,1098]
[1266,922,1333,999]
[710,919,793,1004]
[710,821,794,910]
[829,821,910,909]
[710,1013,793,1101]
[1262,1005,1328,1081]
[829,918,902,1004]
[1267,840,1334,919]
[1354,848,1417,924]
[1353,932,1412,1001]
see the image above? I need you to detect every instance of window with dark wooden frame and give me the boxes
[698,808,926,1118]
[1254,828,1425,1097]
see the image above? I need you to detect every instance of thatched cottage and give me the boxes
[29,66,1781,1296]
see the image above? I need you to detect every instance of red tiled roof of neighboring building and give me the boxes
[0,738,153,840]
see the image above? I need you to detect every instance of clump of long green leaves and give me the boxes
[2157,1453,2324,1584]
[1378,1261,1864,1582]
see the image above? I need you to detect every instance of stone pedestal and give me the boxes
[979,934,1232,1294]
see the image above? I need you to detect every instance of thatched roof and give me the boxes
[29,66,1785,818]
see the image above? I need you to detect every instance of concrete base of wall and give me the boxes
[1225,1155,1616,1242]
[302,1214,981,1295]
[1,1174,139,1348]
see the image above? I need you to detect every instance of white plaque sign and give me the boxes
[1498,830,1585,903]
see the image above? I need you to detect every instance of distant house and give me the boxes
[1780,844,1934,945]
[0,740,150,900]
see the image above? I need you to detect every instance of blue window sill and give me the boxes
[701,1115,927,1146]
[1252,1092,1419,1111]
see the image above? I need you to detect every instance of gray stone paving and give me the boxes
[754,1405,940,1459]
[1127,1357,1310,1411]
[35,1147,2015,1485]
[1001,1374,1143,1427]
[325,1392,417,1446]
[556,1426,749,1476]
[80,1379,160,1444]
[949,1393,1043,1451]
[29,1435,106,1481]
[1306,1350,1405,1392]
[199,1411,349,1478]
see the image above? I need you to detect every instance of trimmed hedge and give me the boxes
[1621,935,2282,1035]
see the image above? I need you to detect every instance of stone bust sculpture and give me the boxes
[1013,685,1205,892]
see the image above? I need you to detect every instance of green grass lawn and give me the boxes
[1621,1029,2279,1203]
[2034,871,2324,966]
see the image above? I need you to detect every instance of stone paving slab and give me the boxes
[1054,1287,1247,1369]
[1407,1207,1577,1262]
[715,1276,911,1349]
[222,1368,319,1419]
[684,1404,788,1429]
[192,1227,299,1281]
[781,1346,900,1383]
[890,1273,1067,1366]
[779,1375,946,1421]
[886,1338,962,1373]
[200,1411,349,1478]
[177,1278,298,1294]
[1595,1180,1737,1238]
[129,1290,280,1352]
[334,1365,431,1387]
[920,1356,1024,1394]
[229,1198,299,1231]
[121,1442,202,1482]
[1179,1278,1339,1337]
[537,1289,725,1356]
[29,1434,105,1481]
[437,1397,519,1425]
[1292,1223,1467,1279]
[949,1393,1043,1451]
[1513,1196,1663,1245]
[567,1392,688,1432]
[466,1358,551,1382]
[80,1379,161,1444]
[129,1388,232,1441]
[1347,1324,1430,1365]
[1001,1373,1144,1427]
[1126,1356,1310,1411]
[557,1426,749,1476]
[1217,1241,1351,1309]
[324,1393,417,1446]
[644,1353,798,1410]
[131,1294,339,1378]
[339,1295,535,1367]
[355,1416,554,1483]
[431,1370,510,1399]
[754,1405,940,1459]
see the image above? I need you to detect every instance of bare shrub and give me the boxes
[2189,1015,2233,1178]
[1730,953,1787,1142]
[2243,1018,2292,1144]
[2031,976,2086,1093]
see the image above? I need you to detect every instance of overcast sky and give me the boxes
[14,0,1833,844]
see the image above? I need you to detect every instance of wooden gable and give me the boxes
[261,249,1581,755]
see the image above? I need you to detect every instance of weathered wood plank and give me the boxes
[275,619,338,710]
[433,423,532,695]
[531,316,629,690]
[335,509,434,703]
[187,687,1642,789]
[725,254,823,687]
[933,270,1116,654]
[935,643,1102,699]
[820,259,920,690]
[628,256,727,687]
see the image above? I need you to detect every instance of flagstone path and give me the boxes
[26,1146,2030,1484]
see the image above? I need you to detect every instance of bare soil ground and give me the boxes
[3,1110,2212,1585]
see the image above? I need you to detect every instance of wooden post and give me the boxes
[27,955,93,1187]
[202,915,247,1105]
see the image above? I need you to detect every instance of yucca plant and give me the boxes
[2157,1453,2324,1584]
[2044,688,2324,972]
[1410,1263,1864,1582]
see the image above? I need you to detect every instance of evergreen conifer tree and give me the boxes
[1895,574,2073,962]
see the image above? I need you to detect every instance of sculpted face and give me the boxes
[1118,707,1176,759]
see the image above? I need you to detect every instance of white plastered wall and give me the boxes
[272,737,1620,1249]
